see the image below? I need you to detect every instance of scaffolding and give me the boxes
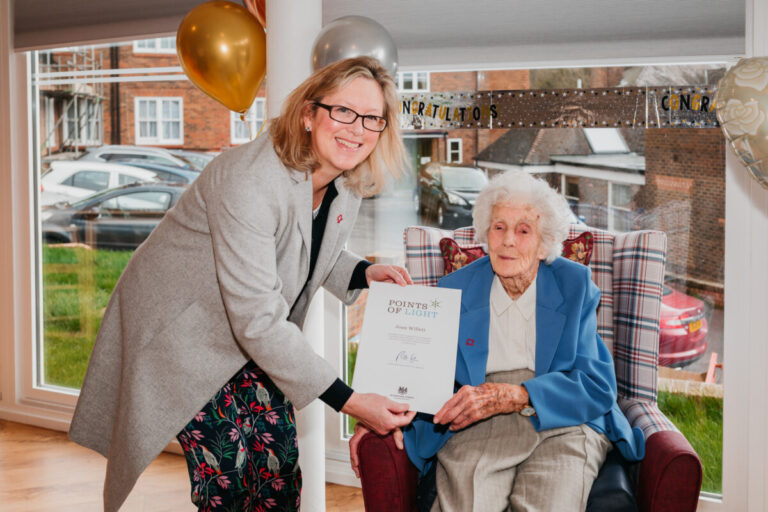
[37,46,105,156]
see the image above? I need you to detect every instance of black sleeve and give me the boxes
[319,378,355,412]
[348,259,373,290]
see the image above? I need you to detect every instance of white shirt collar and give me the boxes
[490,274,537,320]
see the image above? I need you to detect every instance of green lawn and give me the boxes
[658,390,723,494]
[41,245,724,494]
[42,245,132,389]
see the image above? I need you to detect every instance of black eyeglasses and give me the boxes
[313,102,388,132]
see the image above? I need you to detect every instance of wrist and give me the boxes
[341,391,358,416]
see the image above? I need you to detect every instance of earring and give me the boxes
[305,126,311,132]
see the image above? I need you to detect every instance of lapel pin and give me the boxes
[466,338,475,346]
[337,214,343,224]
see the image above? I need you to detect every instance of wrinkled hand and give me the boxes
[348,423,406,478]
[365,264,413,286]
[342,392,416,436]
[433,383,529,431]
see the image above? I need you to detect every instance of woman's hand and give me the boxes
[432,383,529,431]
[348,422,406,478]
[341,392,416,436]
[365,264,413,286]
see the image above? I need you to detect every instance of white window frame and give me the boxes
[447,137,463,163]
[231,98,266,144]
[62,96,102,146]
[607,182,633,232]
[396,71,430,92]
[132,37,177,54]
[44,96,55,148]
[134,96,183,145]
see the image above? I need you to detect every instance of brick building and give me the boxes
[39,38,266,158]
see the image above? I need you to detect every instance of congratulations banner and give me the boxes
[399,86,719,130]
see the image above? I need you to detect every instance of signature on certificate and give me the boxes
[395,351,419,365]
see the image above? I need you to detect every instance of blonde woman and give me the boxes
[70,57,415,512]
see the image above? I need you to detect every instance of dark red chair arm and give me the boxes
[637,430,703,512]
[358,431,418,512]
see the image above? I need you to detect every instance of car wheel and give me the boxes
[437,204,445,227]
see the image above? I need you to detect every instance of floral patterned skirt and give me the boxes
[177,360,301,512]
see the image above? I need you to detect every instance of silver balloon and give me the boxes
[311,15,398,77]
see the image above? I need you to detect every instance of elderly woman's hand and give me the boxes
[365,264,413,286]
[349,422,406,478]
[433,383,530,431]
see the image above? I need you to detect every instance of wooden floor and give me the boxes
[0,420,364,511]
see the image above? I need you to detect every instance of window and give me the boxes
[101,191,172,214]
[447,138,462,163]
[608,182,637,232]
[118,173,147,186]
[583,128,630,153]
[231,98,266,144]
[63,97,102,146]
[396,71,429,92]
[43,96,56,149]
[132,37,177,54]
[135,97,183,145]
[563,176,580,205]
[64,170,109,191]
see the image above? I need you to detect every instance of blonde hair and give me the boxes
[270,56,409,197]
[472,171,573,264]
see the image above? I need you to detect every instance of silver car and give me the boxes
[40,161,159,206]
[77,145,194,169]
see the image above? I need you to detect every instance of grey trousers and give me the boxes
[431,369,612,512]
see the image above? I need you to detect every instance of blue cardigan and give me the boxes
[402,256,645,475]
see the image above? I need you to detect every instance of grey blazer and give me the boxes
[69,133,365,511]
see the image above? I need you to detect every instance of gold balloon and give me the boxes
[177,1,266,114]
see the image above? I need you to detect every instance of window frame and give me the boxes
[132,37,177,55]
[44,95,55,149]
[397,71,430,92]
[447,137,463,163]
[231,97,266,144]
[134,96,184,145]
[62,96,102,147]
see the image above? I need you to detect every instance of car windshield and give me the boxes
[171,152,210,171]
[441,168,488,190]
[69,187,124,208]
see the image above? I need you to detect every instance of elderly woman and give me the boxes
[351,171,644,511]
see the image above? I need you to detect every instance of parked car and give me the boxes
[116,160,200,185]
[168,149,216,171]
[77,145,195,169]
[40,161,159,206]
[40,182,186,250]
[416,163,489,228]
[659,284,709,367]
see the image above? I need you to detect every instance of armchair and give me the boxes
[357,225,702,512]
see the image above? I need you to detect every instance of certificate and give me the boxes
[352,282,461,415]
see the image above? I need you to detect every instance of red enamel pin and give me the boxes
[466,338,475,346]
[337,214,343,223]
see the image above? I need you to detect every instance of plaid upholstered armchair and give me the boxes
[356,225,702,512]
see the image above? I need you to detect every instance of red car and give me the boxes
[659,284,709,367]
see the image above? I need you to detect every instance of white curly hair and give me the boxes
[472,170,573,264]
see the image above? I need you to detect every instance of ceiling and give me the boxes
[14,0,745,68]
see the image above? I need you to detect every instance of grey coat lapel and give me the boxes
[312,176,353,285]
[288,168,312,282]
